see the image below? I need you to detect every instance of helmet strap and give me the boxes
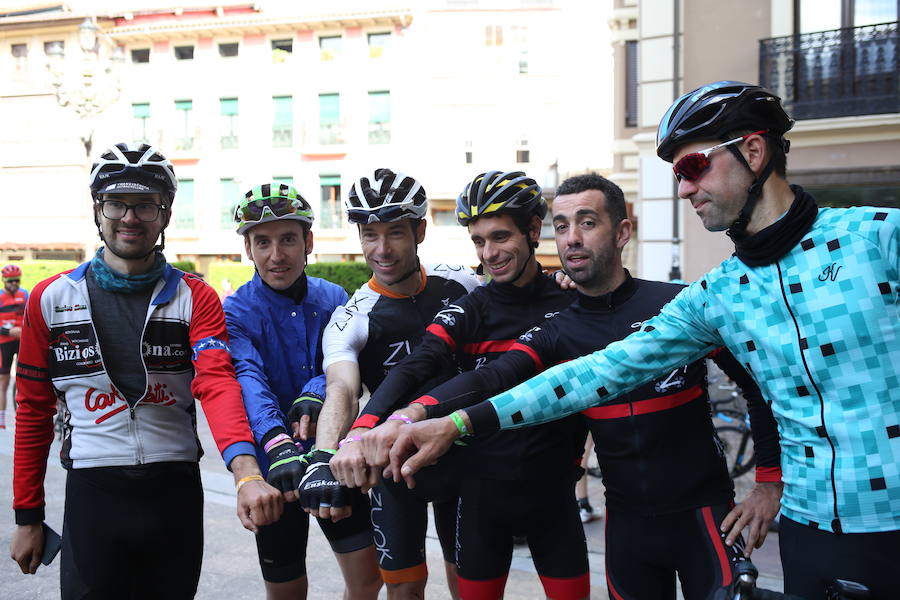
[392,257,422,287]
[725,143,776,241]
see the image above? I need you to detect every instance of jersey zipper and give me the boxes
[128,301,154,465]
[775,262,841,532]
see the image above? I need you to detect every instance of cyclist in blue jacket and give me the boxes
[224,183,381,600]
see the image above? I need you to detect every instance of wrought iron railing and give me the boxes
[759,21,898,120]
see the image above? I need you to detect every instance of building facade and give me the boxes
[0,0,617,274]
[611,0,899,282]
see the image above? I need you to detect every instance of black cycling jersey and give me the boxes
[364,269,587,480]
[323,264,478,398]
[420,273,781,515]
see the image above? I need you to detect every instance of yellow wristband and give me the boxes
[236,474,264,493]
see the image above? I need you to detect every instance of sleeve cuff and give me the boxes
[223,441,258,470]
[15,507,45,526]
[466,402,500,434]
[755,466,783,483]
[261,426,289,446]
[352,414,379,429]
[411,395,438,406]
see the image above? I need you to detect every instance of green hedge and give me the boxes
[206,262,371,296]
[5,260,81,292]
[5,259,371,298]
[306,262,372,295]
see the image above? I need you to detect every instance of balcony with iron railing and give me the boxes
[760,21,898,120]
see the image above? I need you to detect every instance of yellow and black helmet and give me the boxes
[456,170,546,226]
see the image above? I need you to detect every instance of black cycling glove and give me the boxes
[298,450,348,510]
[286,394,324,426]
[265,441,308,494]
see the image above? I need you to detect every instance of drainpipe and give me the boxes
[668,0,683,281]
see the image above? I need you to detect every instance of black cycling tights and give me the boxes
[604,503,743,600]
[779,515,900,599]
[61,463,203,600]
[455,477,590,600]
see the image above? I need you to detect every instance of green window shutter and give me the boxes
[220,98,238,116]
[319,94,340,125]
[174,179,195,228]
[273,176,293,186]
[273,96,292,125]
[319,174,340,186]
[132,103,150,118]
[368,91,390,124]
[175,99,192,111]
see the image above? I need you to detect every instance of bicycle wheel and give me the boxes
[715,425,755,479]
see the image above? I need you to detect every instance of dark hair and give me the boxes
[244,219,311,239]
[556,173,627,225]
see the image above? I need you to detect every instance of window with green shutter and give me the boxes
[220,97,238,149]
[175,100,193,150]
[273,96,293,147]
[319,94,341,144]
[132,103,150,144]
[368,91,390,144]
[174,179,195,229]
[319,175,343,229]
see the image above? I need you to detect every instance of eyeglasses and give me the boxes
[672,130,766,183]
[347,205,408,224]
[234,195,309,224]
[4,279,19,284]
[99,200,167,222]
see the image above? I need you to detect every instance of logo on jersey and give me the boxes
[369,490,393,562]
[519,326,541,343]
[383,340,412,368]
[85,385,127,424]
[653,366,687,393]
[818,262,843,282]
[48,324,103,378]
[434,304,465,328]
[53,304,88,314]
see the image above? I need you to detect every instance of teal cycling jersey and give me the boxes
[478,204,899,534]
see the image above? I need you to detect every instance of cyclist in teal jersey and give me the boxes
[388,81,900,600]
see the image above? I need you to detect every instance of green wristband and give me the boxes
[449,411,470,436]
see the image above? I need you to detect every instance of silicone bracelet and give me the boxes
[263,433,291,453]
[387,414,413,425]
[235,474,264,493]
[337,436,362,449]
[449,411,470,436]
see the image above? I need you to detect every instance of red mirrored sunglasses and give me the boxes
[672,130,767,182]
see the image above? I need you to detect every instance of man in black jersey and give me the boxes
[331,171,590,600]
[297,169,478,600]
[386,174,784,600]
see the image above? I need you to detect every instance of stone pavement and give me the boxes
[0,392,783,599]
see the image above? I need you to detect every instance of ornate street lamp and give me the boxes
[46,17,124,157]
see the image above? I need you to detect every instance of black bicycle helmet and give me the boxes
[656,81,793,162]
[456,170,546,226]
[657,81,794,239]
[89,143,178,202]
[345,168,427,224]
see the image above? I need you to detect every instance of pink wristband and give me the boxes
[338,435,362,449]
[387,414,413,425]
[263,433,291,453]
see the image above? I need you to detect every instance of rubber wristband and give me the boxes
[387,414,413,425]
[235,474,264,493]
[316,447,337,455]
[449,411,470,436]
[338,435,362,449]
[263,433,291,453]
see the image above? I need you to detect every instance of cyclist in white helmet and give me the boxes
[11,143,281,596]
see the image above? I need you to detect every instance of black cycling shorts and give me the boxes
[604,503,743,600]
[0,340,18,374]
[369,465,458,584]
[779,515,900,599]
[255,488,374,583]
[61,463,204,600]
[455,477,590,600]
